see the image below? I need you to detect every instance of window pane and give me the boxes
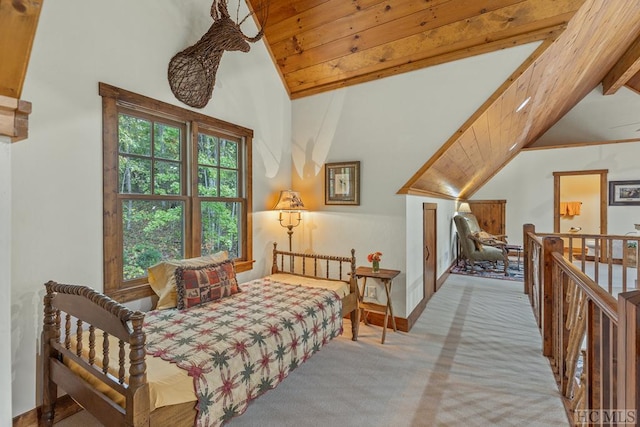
[198,134,218,166]
[119,155,151,194]
[198,166,218,196]
[154,123,181,161]
[220,169,238,197]
[122,199,184,281]
[154,160,181,195]
[119,114,151,156]
[201,201,241,258]
[220,139,238,168]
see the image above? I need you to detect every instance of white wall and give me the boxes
[12,0,290,416]
[1,138,12,426]
[474,142,640,244]
[291,43,540,317]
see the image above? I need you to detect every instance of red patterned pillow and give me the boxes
[175,260,240,310]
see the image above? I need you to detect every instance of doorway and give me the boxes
[553,169,608,235]
[423,203,437,299]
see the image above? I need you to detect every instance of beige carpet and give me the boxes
[54,274,568,426]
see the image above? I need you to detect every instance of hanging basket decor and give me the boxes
[168,0,269,108]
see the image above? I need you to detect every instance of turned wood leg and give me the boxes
[41,375,56,426]
[350,308,359,341]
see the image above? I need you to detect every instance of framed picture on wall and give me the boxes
[325,161,360,205]
[609,180,640,206]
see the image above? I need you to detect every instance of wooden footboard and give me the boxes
[42,281,156,427]
[271,243,359,340]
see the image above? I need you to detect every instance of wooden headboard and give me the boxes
[271,243,356,283]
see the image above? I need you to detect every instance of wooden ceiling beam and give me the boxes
[0,0,44,98]
[626,70,640,94]
[0,95,32,143]
[602,34,640,95]
[0,0,41,142]
[397,39,555,198]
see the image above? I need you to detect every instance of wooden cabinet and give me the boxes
[467,200,506,237]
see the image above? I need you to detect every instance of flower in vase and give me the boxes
[367,251,382,262]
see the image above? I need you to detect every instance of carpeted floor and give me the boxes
[54,274,567,426]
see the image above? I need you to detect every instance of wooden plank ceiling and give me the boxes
[255,0,581,100]
[251,0,640,200]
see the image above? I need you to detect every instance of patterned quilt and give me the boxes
[144,278,343,427]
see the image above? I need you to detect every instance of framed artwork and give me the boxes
[609,180,640,206]
[325,161,360,205]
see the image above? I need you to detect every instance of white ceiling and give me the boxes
[534,85,640,147]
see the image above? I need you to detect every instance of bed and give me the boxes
[40,244,359,427]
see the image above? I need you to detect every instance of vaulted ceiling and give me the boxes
[250,0,640,199]
[4,1,640,199]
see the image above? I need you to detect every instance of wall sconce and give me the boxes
[457,202,472,215]
[273,190,307,251]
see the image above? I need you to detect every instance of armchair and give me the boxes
[454,214,509,275]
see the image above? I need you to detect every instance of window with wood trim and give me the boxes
[100,83,253,302]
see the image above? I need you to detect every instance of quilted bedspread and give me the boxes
[144,278,343,427]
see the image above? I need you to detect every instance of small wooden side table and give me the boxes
[355,266,401,344]
[505,244,523,270]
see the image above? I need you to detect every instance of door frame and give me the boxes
[553,169,608,234]
[423,203,437,298]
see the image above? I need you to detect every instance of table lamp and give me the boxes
[273,190,306,251]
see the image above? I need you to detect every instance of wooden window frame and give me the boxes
[100,83,253,302]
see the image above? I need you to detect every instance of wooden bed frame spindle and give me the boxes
[271,242,359,340]
[42,281,150,427]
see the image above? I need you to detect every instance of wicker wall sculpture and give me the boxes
[168,0,268,108]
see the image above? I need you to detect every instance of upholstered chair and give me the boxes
[453,214,509,275]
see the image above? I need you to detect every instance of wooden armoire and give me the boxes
[466,200,506,237]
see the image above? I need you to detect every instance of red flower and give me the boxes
[367,251,382,262]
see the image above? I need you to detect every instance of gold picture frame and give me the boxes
[325,161,360,205]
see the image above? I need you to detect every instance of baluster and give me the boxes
[564,283,586,400]
[119,340,126,384]
[88,326,96,365]
[54,309,61,344]
[325,259,329,278]
[64,314,71,350]
[76,319,83,357]
[302,255,306,276]
[102,332,109,375]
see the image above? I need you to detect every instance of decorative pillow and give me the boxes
[175,260,240,310]
[471,231,506,251]
[148,251,228,310]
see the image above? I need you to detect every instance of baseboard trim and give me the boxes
[13,394,82,427]
[364,267,451,333]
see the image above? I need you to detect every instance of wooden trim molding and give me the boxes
[13,394,81,427]
[364,267,452,333]
[0,95,31,142]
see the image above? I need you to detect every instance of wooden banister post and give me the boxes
[618,290,640,421]
[542,236,563,357]
[523,224,535,295]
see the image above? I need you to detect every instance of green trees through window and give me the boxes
[101,83,253,301]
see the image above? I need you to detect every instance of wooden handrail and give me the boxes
[551,252,618,322]
[523,224,639,425]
